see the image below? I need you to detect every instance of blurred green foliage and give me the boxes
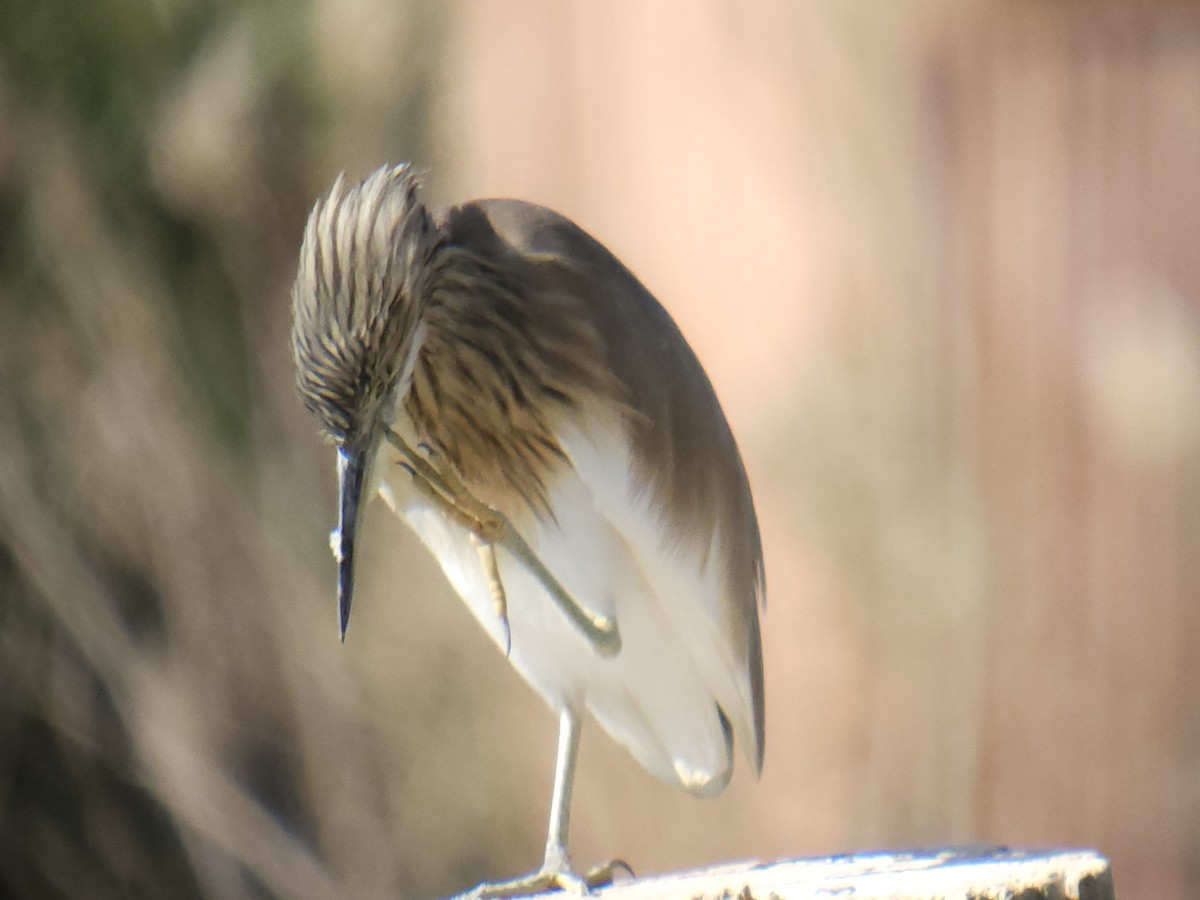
[0,2,440,896]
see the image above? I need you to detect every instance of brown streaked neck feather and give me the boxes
[402,204,622,518]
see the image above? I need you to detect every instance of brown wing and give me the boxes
[437,199,765,770]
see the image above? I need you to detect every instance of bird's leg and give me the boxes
[408,442,512,654]
[543,706,581,878]
[401,460,519,649]
[461,708,590,899]
[385,428,621,656]
[459,709,633,899]
[540,719,639,890]
[471,533,511,656]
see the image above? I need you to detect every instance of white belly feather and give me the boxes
[377,420,752,797]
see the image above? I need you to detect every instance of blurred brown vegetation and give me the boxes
[1,2,1198,898]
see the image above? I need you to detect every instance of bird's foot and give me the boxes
[457,860,633,898]
[461,868,584,899]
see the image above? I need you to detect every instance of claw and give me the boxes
[584,859,634,889]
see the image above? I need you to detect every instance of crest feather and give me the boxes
[292,164,435,439]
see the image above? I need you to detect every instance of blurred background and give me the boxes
[1,1,1197,897]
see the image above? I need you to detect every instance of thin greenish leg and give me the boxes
[543,707,581,874]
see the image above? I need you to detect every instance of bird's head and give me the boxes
[291,163,437,638]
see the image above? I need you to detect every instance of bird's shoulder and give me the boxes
[437,198,634,292]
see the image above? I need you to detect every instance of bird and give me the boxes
[291,163,764,896]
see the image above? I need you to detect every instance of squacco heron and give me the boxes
[291,164,764,895]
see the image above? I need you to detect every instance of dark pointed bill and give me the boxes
[334,445,367,640]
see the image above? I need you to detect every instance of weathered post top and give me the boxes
[563,847,1114,900]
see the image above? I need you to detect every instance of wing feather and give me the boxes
[439,199,765,770]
